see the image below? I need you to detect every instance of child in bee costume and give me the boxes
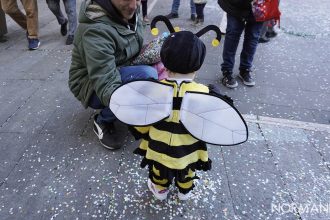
[109,16,248,201]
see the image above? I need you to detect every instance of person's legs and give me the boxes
[21,0,38,39]
[46,0,66,26]
[47,0,68,37]
[175,169,195,200]
[171,0,180,14]
[89,92,116,125]
[141,0,147,17]
[266,0,279,38]
[62,0,76,44]
[221,14,245,72]
[89,92,118,149]
[119,65,158,83]
[63,0,77,36]
[265,21,277,38]
[1,0,27,30]
[148,165,170,200]
[238,20,263,86]
[90,65,157,149]
[195,4,203,20]
[196,3,205,20]
[91,65,157,125]
[258,21,270,43]
[221,14,245,88]
[141,0,150,23]
[166,0,180,19]
[239,21,263,71]
[190,0,196,18]
[193,3,205,26]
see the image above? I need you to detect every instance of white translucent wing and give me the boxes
[109,80,173,126]
[180,93,248,145]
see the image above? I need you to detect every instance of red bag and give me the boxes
[251,0,281,22]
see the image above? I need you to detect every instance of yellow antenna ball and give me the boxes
[174,26,180,32]
[212,39,220,47]
[151,28,159,36]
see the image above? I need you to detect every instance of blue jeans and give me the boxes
[171,0,196,15]
[89,65,158,125]
[221,14,263,74]
[46,0,77,36]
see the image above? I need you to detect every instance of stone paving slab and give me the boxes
[0,81,65,134]
[261,125,330,220]
[40,96,92,136]
[0,129,129,220]
[0,50,50,80]
[0,133,82,219]
[251,103,315,123]
[0,79,41,126]
[0,132,30,181]
[219,123,298,220]
[305,131,330,167]
[311,110,330,125]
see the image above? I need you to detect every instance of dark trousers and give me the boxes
[141,0,147,17]
[221,14,263,74]
[88,65,158,125]
[195,3,205,20]
[0,6,7,36]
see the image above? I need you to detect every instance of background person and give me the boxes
[0,0,40,50]
[192,0,207,26]
[166,0,196,21]
[218,0,263,88]
[46,0,78,45]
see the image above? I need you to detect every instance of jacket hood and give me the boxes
[78,0,138,29]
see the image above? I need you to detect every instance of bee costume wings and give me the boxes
[110,80,248,146]
[109,16,248,146]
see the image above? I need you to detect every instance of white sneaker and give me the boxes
[147,179,169,200]
[178,191,192,201]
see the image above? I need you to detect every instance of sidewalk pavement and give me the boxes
[0,0,329,219]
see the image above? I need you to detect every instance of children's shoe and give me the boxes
[28,38,40,50]
[178,191,192,201]
[147,179,169,200]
